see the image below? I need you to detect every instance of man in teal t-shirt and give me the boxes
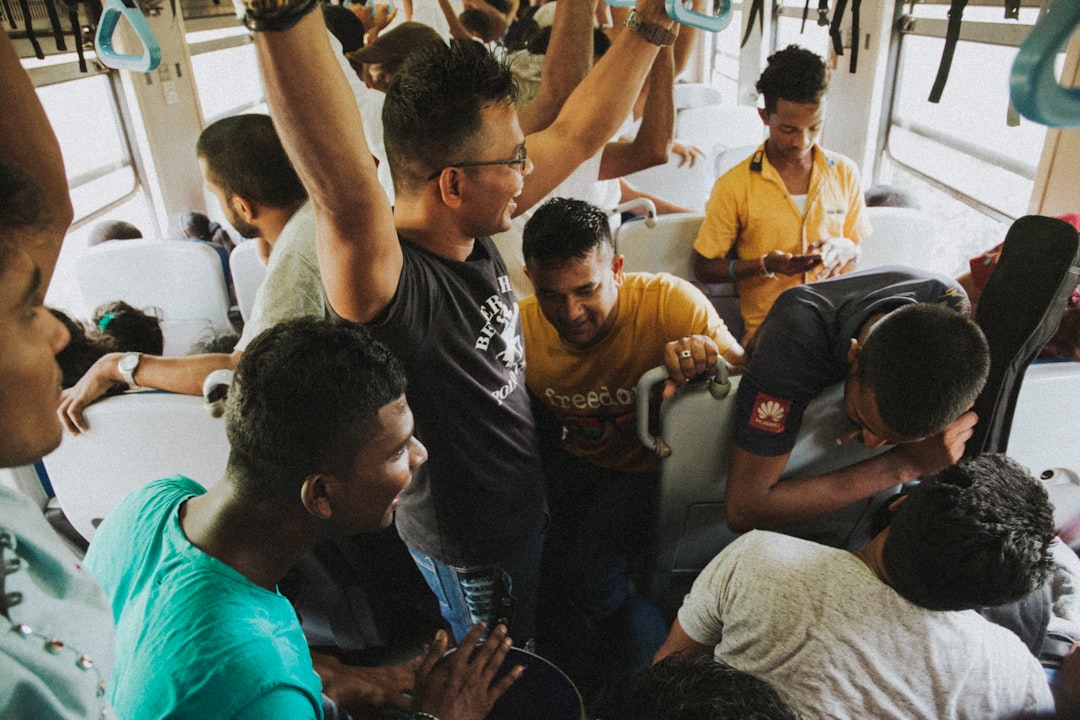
[86,319,522,719]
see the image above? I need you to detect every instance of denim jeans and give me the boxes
[408,514,544,649]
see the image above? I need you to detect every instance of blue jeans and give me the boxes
[408,514,544,649]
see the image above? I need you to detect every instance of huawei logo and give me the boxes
[756,400,785,423]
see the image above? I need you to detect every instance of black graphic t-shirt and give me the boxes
[369,236,544,566]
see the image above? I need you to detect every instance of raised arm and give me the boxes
[253,10,400,323]
[597,43,675,180]
[517,0,598,135]
[517,0,677,212]
[438,0,475,41]
[0,31,72,288]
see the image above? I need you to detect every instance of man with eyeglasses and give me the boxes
[244,0,683,650]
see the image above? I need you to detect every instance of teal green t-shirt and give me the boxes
[85,476,323,720]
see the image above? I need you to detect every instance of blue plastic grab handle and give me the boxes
[94,0,161,72]
[665,0,732,32]
[1010,0,1080,127]
[607,0,733,31]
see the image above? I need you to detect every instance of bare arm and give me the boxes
[692,249,822,284]
[439,0,477,40]
[653,618,711,663]
[725,411,978,531]
[517,0,598,135]
[597,43,675,179]
[618,179,694,215]
[517,0,676,213]
[57,351,241,434]
[312,651,420,714]
[254,11,400,324]
[0,32,72,289]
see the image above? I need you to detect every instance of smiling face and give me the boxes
[527,245,624,350]
[761,97,825,167]
[456,101,533,237]
[326,395,427,533]
[0,247,70,467]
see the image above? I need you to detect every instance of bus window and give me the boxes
[188,26,265,122]
[879,2,1054,266]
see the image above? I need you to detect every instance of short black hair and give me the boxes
[597,655,800,720]
[756,44,829,114]
[383,40,517,193]
[92,300,164,356]
[858,303,989,438]
[225,318,407,501]
[522,197,611,271]
[195,114,307,209]
[882,454,1055,611]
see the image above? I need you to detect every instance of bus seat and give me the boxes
[622,158,714,212]
[76,239,235,356]
[0,465,50,510]
[614,214,744,338]
[856,207,942,273]
[614,213,703,280]
[1008,360,1080,481]
[636,368,892,618]
[673,83,723,110]
[675,104,762,160]
[229,241,267,322]
[715,143,759,178]
[43,391,229,542]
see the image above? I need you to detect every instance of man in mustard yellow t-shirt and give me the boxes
[693,45,871,342]
[519,197,745,701]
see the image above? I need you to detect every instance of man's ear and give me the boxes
[846,338,861,367]
[758,107,769,125]
[436,168,465,209]
[611,253,625,285]
[300,474,334,520]
[231,193,257,222]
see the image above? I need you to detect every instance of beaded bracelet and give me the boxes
[728,258,738,282]
[408,713,440,720]
[242,0,319,33]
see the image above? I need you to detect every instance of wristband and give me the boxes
[243,0,319,32]
[758,255,775,279]
[408,714,440,720]
[624,10,676,46]
[728,259,738,282]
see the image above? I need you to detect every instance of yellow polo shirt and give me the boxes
[694,143,871,341]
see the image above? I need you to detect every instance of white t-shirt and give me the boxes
[678,530,1055,720]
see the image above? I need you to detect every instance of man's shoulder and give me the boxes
[814,146,860,173]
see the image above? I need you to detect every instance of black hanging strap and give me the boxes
[16,0,44,59]
[928,0,968,103]
[43,0,68,51]
[817,0,829,26]
[740,0,764,48]
[801,0,810,33]
[69,4,87,72]
[848,0,862,72]
[829,0,848,57]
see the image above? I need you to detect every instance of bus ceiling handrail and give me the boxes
[606,0,733,32]
[94,0,162,72]
[1010,0,1080,126]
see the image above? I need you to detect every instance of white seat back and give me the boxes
[715,143,759,178]
[673,83,723,110]
[43,391,229,541]
[613,213,704,280]
[675,104,763,161]
[229,241,267,322]
[76,239,234,356]
[857,207,943,273]
[1008,360,1080,476]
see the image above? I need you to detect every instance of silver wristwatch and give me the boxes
[624,10,677,47]
[118,352,142,389]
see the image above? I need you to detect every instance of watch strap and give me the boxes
[118,353,141,389]
[624,10,676,46]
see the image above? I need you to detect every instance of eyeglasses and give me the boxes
[427,146,528,181]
